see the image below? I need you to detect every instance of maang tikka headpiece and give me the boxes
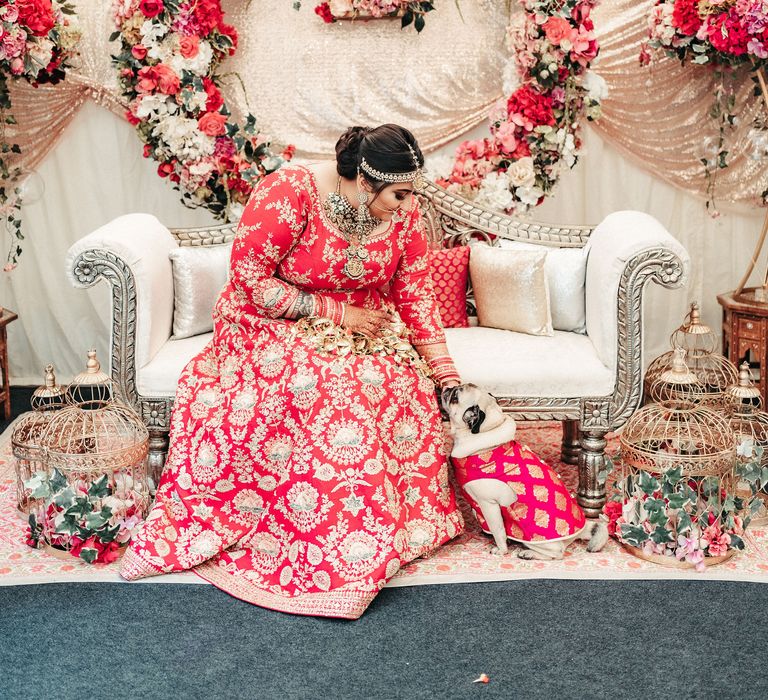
[359,144,426,192]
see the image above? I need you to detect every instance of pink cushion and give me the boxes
[429,246,470,328]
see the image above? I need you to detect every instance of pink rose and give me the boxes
[179,35,199,59]
[543,16,577,47]
[131,44,148,60]
[198,111,228,136]
[10,57,25,75]
[154,63,179,94]
[0,4,19,22]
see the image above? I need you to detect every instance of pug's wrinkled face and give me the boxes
[441,383,505,435]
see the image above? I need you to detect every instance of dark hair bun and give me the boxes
[335,126,369,179]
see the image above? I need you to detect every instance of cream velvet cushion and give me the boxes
[169,244,232,339]
[497,239,588,333]
[469,243,553,336]
[445,327,615,397]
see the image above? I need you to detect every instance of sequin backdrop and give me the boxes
[4,0,768,204]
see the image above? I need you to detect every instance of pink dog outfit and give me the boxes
[452,440,586,543]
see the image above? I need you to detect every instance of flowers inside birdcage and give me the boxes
[22,350,152,564]
[25,469,147,564]
[608,349,768,569]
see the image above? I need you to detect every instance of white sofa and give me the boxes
[66,182,689,516]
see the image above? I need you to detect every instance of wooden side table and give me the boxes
[717,292,768,407]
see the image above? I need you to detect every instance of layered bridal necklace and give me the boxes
[323,177,390,280]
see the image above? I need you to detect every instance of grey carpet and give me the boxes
[0,579,766,700]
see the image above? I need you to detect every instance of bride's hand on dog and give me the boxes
[342,305,394,338]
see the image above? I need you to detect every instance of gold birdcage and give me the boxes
[28,350,151,560]
[644,302,738,407]
[618,352,738,567]
[645,348,707,406]
[724,363,768,517]
[12,365,66,516]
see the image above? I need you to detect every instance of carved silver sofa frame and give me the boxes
[69,182,687,517]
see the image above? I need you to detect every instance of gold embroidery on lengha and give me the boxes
[292,317,432,377]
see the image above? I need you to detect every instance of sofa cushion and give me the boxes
[169,244,231,339]
[428,246,470,328]
[138,333,213,397]
[138,328,615,401]
[445,327,615,398]
[497,239,588,333]
[469,244,553,336]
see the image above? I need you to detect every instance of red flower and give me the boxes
[706,9,750,56]
[603,501,623,537]
[143,144,152,158]
[194,0,224,34]
[158,162,175,178]
[507,85,555,131]
[16,0,55,37]
[671,0,702,37]
[139,0,164,19]
[282,144,296,160]
[199,111,228,136]
[202,77,224,112]
[125,109,141,126]
[97,540,121,564]
[131,44,148,61]
[315,2,335,23]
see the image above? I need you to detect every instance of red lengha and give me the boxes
[120,166,464,618]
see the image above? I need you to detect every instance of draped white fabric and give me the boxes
[2,103,764,384]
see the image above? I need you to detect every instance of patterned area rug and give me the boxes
[2,419,768,588]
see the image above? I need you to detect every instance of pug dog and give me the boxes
[441,383,608,560]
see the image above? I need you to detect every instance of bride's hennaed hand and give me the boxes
[342,305,394,338]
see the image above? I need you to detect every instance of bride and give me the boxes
[120,123,464,619]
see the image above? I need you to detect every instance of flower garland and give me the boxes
[604,442,766,571]
[0,0,78,269]
[296,1,437,32]
[437,0,603,215]
[25,468,150,564]
[112,0,293,221]
[643,1,768,212]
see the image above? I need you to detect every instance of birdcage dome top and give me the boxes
[39,400,148,473]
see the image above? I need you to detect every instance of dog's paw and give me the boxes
[489,545,508,556]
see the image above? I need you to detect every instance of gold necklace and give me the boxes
[322,178,390,280]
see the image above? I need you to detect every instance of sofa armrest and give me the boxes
[66,213,178,407]
[585,210,690,423]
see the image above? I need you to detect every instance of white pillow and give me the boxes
[497,239,588,333]
[169,244,232,339]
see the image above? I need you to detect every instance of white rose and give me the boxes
[583,71,608,102]
[423,153,454,180]
[507,157,536,188]
[475,171,515,212]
